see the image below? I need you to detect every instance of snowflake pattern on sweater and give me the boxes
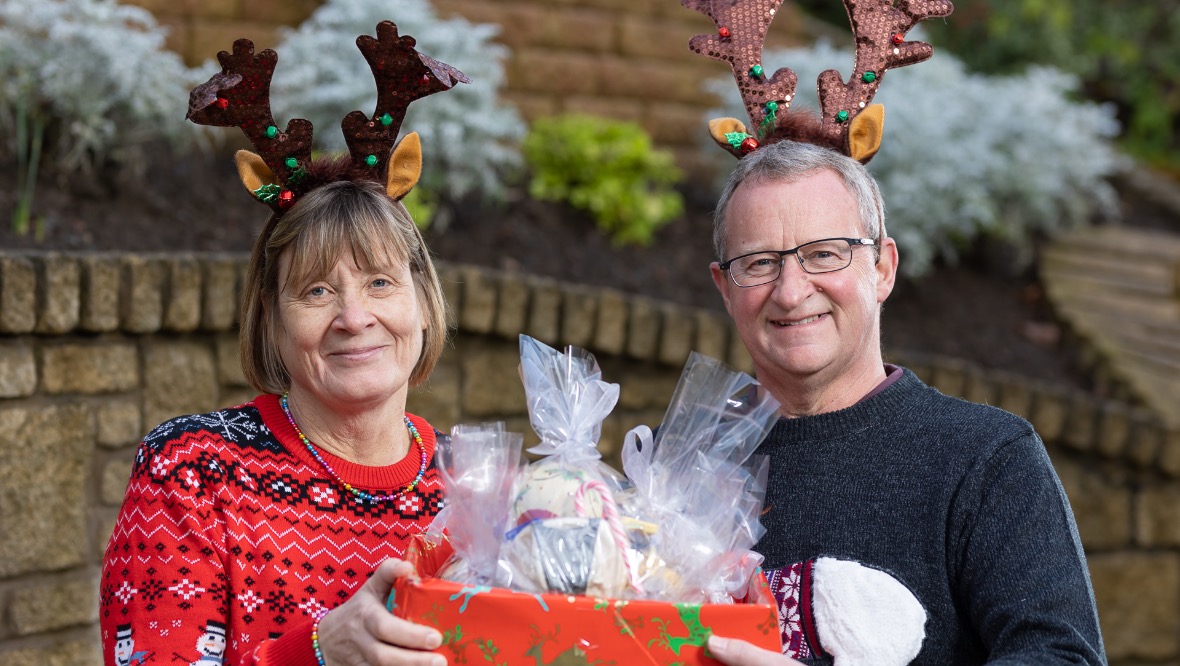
[100,394,445,665]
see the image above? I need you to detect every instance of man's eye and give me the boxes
[749,258,776,267]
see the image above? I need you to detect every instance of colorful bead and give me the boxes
[281,393,428,504]
[285,157,299,169]
[278,190,294,209]
[718,26,731,39]
[380,113,393,126]
[740,137,759,154]
[311,609,329,666]
[862,71,877,83]
[892,33,905,45]
[765,101,779,114]
[214,97,229,109]
[749,64,764,78]
[835,110,850,123]
[365,154,379,167]
[266,125,278,139]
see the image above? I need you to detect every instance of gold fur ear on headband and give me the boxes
[386,132,423,201]
[235,150,276,197]
[848,104,884,163]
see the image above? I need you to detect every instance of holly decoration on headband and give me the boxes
[684,0,953,163]
[186,21,470,213]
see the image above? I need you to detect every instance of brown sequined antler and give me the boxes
[342,21,470,187]
[187,21,469,213]
[683,0,799,154]
[685,0,952,162]
[187,39,314,211]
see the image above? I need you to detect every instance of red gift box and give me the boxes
[389,536,781,665]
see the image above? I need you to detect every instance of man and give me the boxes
[700,141,1106,665]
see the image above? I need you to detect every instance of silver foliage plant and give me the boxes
[0,0,205,179]
[270,0,525,201]
[704,40,1125,277]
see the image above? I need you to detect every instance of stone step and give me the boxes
[1052,225,1180,263]
[1042,224,1180,427]
[1040,249,1175,297]
[1047,285,1180,321]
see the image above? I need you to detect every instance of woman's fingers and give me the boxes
[317,557,444,665]
[364,559,443,651]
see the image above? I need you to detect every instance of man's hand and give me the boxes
[707,636,805,666]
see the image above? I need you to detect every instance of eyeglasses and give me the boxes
[718,237,878,287]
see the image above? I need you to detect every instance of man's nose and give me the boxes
[768,257,814,308]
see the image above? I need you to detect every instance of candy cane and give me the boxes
[574,479,643,594]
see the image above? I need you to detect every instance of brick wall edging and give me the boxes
[3,249,1176,477]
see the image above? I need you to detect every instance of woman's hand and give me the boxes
[706,636,805,666]
[316,558,445,666]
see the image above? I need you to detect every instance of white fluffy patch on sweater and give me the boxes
[811,557,927,666]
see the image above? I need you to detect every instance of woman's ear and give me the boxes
[386,132,423,200]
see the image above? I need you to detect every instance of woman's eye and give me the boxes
[371,278,390,289]
[307,286,327,297]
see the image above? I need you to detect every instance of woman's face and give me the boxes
[275,248,425,412]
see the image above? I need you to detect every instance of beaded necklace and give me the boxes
[280,392,428,503]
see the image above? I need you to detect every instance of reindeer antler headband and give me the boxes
[685,0,953,162]
[186,21,469,214]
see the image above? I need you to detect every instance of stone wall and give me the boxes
[125,0,821,174]
[1,250,1179,664]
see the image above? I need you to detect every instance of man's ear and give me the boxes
[710,261,737,318]
[875,236,899,303]
[235,150,276,195]
[386,132,422,200]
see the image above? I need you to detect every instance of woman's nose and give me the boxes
[334,292,376,331]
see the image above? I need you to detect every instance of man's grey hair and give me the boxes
[712,141,887,261]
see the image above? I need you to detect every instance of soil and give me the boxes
[3,146,1177,393]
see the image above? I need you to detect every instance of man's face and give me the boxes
[710,169,897,391]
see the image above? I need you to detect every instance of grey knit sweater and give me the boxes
[754,368,1106,665]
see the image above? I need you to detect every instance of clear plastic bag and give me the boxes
[622,352,780,602]
[501,336,640,597]
[432,422,523,586]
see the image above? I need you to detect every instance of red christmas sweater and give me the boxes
[100,394,445,665]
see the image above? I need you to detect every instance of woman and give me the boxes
[102,21,464,665]
[100,179,451,665]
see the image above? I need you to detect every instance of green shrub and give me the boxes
[401,187,438,231]
[523,115,684,246]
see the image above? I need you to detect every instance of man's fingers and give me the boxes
[707,635,800,666]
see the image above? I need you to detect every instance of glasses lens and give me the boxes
[731,252,783,286]
[799,239,853,273]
